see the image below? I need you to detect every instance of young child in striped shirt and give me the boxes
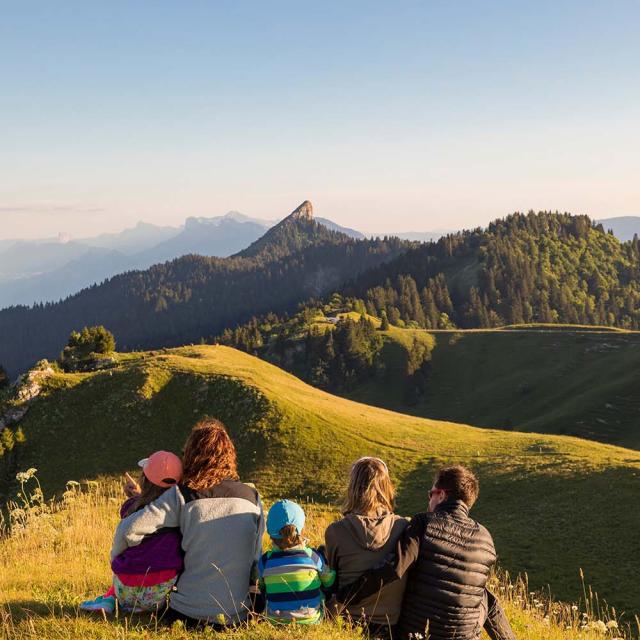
[258,500,335,624]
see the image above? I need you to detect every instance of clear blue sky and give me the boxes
[1,1,639,239]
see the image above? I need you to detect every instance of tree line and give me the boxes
[2,211,640,377]
[0,218,409,376]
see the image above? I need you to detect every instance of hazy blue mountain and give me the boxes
[597,217,640,242]
[79,221,180,255]
[0,213,273,307]
[370,230,448,242]
[0,247,133,307]
[135,212,272,264]
[315,217,365,239]
[0,240,94,280]
[0,239,17,252]
[0,201,408,375]
[0,210,381,308]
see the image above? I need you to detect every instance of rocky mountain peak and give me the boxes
[288,200,314,222]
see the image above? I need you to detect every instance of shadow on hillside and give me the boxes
[4,599,78,621]
[395,459,640,616]
[17,363,279,495]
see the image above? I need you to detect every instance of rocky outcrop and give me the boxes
[288,200,314,221]
[0,361,54,429]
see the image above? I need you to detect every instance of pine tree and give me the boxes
[0,364,8,388]
[60,326,116,371]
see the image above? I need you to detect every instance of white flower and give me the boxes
[15,468,37,482]
[588,620,607,633]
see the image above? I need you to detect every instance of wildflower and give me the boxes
[606,620,619,630]
[588,620,607,633]
[572,605,579,611]
[16,468,37,482]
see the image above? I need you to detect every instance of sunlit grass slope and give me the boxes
[347,326,640,449]
[10,345,640,614]
[2,482,631,640]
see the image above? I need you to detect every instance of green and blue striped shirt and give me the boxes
[258,545,336,624]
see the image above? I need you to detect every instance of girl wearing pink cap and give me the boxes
[80,451,184,614]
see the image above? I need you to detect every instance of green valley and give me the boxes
[347,325,640,450]
[3,345,640,615]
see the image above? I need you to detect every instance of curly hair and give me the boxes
[342,456,395,516]
[182,418,239,491]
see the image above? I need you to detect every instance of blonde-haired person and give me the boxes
[324,457,408,638]
[111,418,264,628]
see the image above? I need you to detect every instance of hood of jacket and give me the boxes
[343,511,399,551]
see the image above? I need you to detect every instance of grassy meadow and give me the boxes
[1,480,635,640]
[2,345,639,616]
[343,325,640,449]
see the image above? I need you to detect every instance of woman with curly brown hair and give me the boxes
[111,418,264,627]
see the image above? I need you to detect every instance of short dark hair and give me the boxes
[434,465,479,508]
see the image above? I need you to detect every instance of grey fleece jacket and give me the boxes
[111,480,264,623]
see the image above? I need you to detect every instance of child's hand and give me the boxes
[123,472,142,498]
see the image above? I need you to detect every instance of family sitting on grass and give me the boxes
[80,418,516,640]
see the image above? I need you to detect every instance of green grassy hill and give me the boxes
[4,345,640,615]
[345,325,640,449]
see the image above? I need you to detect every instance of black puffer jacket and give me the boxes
[398,500,496,639]
[342,499,498,640]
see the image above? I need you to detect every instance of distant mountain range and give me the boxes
[0,201,409,375]
[596,216,640,242]
[0,210,366,308]
[2,210,636,311]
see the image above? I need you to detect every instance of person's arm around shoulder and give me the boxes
[338,512,426,604]
[111,485,183,559]
[311,547,336,591]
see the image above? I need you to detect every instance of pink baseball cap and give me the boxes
[138,451,183,488]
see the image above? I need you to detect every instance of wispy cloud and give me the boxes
[0,205,106,215]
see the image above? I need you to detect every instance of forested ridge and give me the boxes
[2,210,640,377]
[0,210,409,376]
[215,212,640,395]
[346,211,640,329]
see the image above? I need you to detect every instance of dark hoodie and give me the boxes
[325,512,408,625]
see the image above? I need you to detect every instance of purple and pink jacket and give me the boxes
[110,497,183,586]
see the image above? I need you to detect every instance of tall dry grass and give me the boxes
[1,475,636,640]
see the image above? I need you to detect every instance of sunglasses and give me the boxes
[429,488,444,499]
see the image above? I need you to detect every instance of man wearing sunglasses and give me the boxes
[338,464,515,640]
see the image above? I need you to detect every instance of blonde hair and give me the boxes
[342,457,395,516]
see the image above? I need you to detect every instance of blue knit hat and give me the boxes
[267,499,305,539]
